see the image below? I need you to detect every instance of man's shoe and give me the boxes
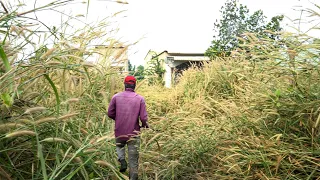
[119,159,127,172]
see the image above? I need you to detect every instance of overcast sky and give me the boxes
[88,0,319,66]
[11,0,320,66]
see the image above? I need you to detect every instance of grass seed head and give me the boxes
[41,137,69,143]
[96,134,114,143]
[40,48,55,59]
[95,160,116,169]
[24,107,46,114]
[82,62,95,68]
[62,98,80,104]
[45,61,63,66]
[6,130,37,138]
[0,123,24,131]
[80,128,89,135]
[66,154,82,163]
[35,117,56,124]
[58,113,79,120]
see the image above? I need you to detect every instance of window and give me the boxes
[165,56,174,63]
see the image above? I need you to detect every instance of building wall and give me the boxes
[167,60,187,68]
[144,50,208,88]
[164,63,172,88]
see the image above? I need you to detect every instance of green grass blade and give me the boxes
[44,74,60,115]
[38,144,48,180]
[0,44,11,72]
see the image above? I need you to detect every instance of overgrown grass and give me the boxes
[1,1,320,180]
[138,8,320,179]
[0,1,128,179]
[139,56,319,179]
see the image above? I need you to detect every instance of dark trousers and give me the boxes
[116,137,140,179]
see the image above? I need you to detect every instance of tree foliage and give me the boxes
[145,51,165,84]
[205,0,283,58]
[134,65,145,80]
[128,60,144,80]
[128,60,135,75]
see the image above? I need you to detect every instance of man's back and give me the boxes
[108,88,148,139]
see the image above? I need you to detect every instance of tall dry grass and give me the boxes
[137,7,320,180]
[0,1,128,179]
[1,1,320,180]
[139,59,319,179]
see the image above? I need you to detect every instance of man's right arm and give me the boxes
[139,98,148,128]
[107,96,116,120]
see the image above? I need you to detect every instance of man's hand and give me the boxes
[141,122,149,129]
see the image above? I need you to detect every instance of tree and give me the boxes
[128,60,135,75]
[145,52,165,84]
[205,0,283,58]
[134,65,145,80]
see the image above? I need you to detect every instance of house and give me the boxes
[144,50,210,88]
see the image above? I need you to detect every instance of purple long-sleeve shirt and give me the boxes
[107,88,148,140]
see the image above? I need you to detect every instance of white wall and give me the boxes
[164,63,172,88]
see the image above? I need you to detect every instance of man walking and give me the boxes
[107,75,148,180]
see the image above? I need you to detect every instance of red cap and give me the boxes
[124,75,136,84]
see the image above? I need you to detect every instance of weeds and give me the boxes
[1,1,320,180]
[138,9,320,179]
[0,0,125,179]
